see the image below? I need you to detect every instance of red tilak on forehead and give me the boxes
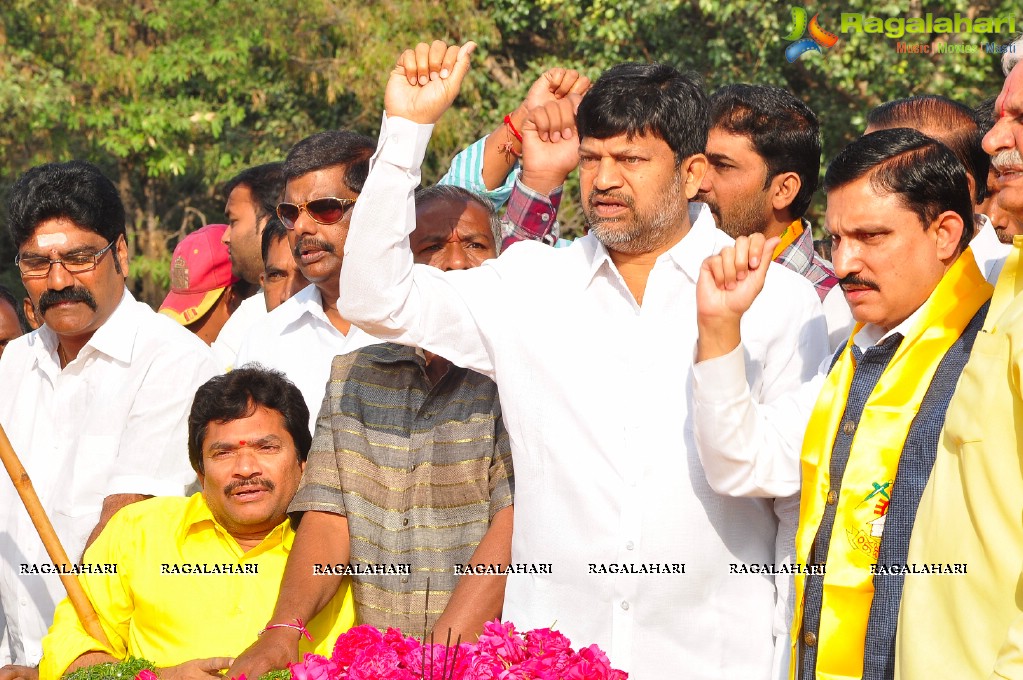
[238,440,247,446]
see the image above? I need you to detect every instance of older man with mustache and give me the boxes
[0,161,217,680]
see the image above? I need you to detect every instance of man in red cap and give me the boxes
[160,224,242,352]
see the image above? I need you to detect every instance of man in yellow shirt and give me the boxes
[895,41,1023,680]
[37,367,354,680]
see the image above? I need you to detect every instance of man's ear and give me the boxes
[770,172,802,214]
[114,234,130,277]
[932,210,966,260]
[682,154,709,200]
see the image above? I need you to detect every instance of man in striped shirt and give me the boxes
[229,185,513,678]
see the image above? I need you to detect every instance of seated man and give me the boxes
[39,367,354,680]
[229,185,514,678]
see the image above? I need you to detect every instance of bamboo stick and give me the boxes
[0,422,111,648]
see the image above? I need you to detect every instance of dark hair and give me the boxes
[260,215,289,264]
[576,62,709,166]
[7,161,125,250]
[867,95,988,203]
[415,184,502,254]
[283,130,375,193]
[825,128,974,255]
[0,285,27,334]
[974,96,998,133]
[709,84,821,218]
[187,365,311,474]
[223,162,285,222]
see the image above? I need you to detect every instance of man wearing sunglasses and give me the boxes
[234,131,381,432]
[0,161,218,678]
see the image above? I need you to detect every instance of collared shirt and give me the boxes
[235,284,377,434]
[338,114,828,679]
[500,176,561,250]
[211,292,267,371]
[971,213,1010,284]
[289,342,513,633]
[774,220,839,302]
[0,289,218,666]
[39,494,355,679]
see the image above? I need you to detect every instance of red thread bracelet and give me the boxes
[503,114,524,142]
[259,618,313,641]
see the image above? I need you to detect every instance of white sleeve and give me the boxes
[338,114,504,376]
[691,269,829,498]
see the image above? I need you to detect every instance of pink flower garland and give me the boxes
[287,620,627,680]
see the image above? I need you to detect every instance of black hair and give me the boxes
[7,161,126,250]
[0,285,27,334]
[414,184,502,254]
[867,95,989,203]
[283,130,376,194]
[187,365,311,474]
[223,162,285,222]
[709,84,821,218]
[576,62,709,166]
[974,96,998,133]
[260,215,289,265]
[825,128,974,255]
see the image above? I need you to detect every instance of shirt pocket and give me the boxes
[943,331,1010,448]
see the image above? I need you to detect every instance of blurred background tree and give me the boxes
[0,0,1015,305]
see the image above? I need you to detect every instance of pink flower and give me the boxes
[289,653,339,680]
[347,643,414,680]
[474,620,526,664]
[135,670,158,680]
[524,627,572,659]
[332,625,385,668]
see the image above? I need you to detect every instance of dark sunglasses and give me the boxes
[276,197,357,229]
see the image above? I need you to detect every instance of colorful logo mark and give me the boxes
[784,7,839,62]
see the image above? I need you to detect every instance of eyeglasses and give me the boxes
[276,197,357,229]
[15,240,116,278]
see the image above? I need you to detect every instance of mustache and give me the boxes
[588,190,635,211]
[292,236,336,258]
[839,274,880,292]
[991,149,1023,174]
[224,477,276,495]
[38,287,98,314]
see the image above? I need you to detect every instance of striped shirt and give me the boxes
[289,342,514,632]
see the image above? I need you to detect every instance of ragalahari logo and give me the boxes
[784,7,839,62]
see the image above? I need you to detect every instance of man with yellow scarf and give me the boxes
[693,127,992,680]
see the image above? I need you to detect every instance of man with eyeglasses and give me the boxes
[0,161,218,678]
[234,131,381,432]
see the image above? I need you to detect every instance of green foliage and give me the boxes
[1,0,1017,299]
[63,656,155,680]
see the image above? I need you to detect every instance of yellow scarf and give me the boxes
[773,219,804,261]
[790,248,992,680]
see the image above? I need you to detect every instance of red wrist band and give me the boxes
[503,114,524,143]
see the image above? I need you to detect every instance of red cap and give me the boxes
[159,224,239,325]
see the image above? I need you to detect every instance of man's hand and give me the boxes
[696,234,778,361]
[384,40,476,125]
[522,68,590,112]
[159,658,233,680]
[519,94,583,196]
[227,622,301,679]
[0,665,38,680]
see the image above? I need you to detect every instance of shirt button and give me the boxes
[540,213,550,222]
[625,541,634,550]
[841,421,856,435]
[402,518,409,526]
[620,601,630,611]
[826,491,837,505]
[803,631,817,647]
[400,576,409,584]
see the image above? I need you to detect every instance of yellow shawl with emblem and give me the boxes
[790,248,992,679]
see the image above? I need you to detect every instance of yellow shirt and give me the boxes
[895,240,1023,679]
[39,494,354,680]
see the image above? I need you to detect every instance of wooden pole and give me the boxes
[0,422,111,648]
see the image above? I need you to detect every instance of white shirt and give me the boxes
[972,213,1010,284]
[234,284,377,434]
[0,289,217,666]
[338,115,829,679]
[211,292,267,371]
